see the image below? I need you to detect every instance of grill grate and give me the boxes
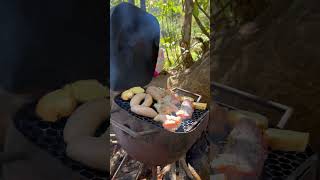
[13,102,108,180]
[214,103,315,180]
[262,148,314,180]
[114,94,209,133]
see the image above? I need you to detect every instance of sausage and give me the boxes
[130,93,146,107]
[131,105,158,118]
[63,98,109,144]
[141,94,153,107]
[66,128,109,171]
[64,98,110,171]
[146,86,165,102]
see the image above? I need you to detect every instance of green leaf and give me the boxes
[203,0,209,12]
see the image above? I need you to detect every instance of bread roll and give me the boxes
[129,86,145,94]
[227,110,268,130]
[70,79,108,102]
[265,128,309,152]
[121,90,134,100]
[36,89,77,122]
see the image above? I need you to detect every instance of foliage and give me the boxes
[110,0,210,71]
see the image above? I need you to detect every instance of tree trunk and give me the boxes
[180,0,194,69]
[140,0,146,11]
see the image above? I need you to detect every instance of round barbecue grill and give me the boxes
[111,92,209,167]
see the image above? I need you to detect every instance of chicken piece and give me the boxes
[154,114,181,123]
[176,100,194,120]
[211,120,267,180]
[161,94,181,106]
[162,118,182,132]
[154,114,182,131]
[153,94,180,114]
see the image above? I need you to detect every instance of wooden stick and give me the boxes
[187,164,202,180]
[158,164,172,179]
[177,161,187,180]
[169,163,177,180]
[152,166,157,180]
[179,157,195,179]
[179,157,202,180]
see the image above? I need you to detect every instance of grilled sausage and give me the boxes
[146,86,165,102]
[141,94,153,107]
[130,93,146,107]
[63,98,109,144]
[131,105,158,118]
[63,98,109,171]
[66,128,109,171]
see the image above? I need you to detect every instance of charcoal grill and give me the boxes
[111,89,209,167]
[212,82,319,180]
[3,101,108,180]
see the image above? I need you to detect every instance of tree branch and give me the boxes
[195,0,210,19]
[193,13,210,39]
[212,0,233,20]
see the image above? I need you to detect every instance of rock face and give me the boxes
[168,52,210,103]
[213,0,320,152]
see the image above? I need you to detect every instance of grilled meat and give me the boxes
[211,120,267,180]
[176,99,194,120]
